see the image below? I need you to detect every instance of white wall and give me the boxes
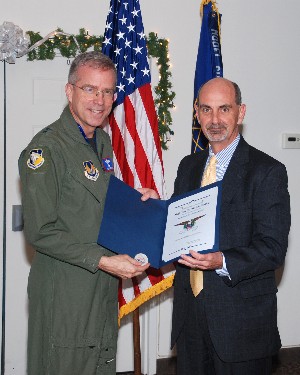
[216,0,300,348]
[1,0,300,373]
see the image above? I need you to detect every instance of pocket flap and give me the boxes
[239,277,278,299]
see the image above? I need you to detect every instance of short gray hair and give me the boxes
[68,51,117,85]
[232,81,242,105]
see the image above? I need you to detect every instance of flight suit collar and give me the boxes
[59,106,113,204]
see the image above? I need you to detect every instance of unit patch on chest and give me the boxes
[83,160,99,181]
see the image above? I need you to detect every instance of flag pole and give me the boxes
[1,60,7,375]
[1,60,6,375]
[133,308,141,375]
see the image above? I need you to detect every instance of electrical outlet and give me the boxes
[12,205,24,231]
[282,133,300,149]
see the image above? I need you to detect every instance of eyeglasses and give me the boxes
[71,84,115,99]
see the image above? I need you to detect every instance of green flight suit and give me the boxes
[19,106,119,375]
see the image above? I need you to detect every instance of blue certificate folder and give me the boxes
[98,176,222,269]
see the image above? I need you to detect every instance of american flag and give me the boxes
[102,0,175,320]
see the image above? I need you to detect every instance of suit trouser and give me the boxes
[176,287,272,375]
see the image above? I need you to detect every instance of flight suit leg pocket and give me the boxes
[48,338,100,375]
[96,346,116,375]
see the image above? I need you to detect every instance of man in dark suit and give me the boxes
[171,78,291,375]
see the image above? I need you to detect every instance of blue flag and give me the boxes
[191,1,223,153]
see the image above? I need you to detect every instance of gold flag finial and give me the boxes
[200,0,218,16]
[199,0,221,43]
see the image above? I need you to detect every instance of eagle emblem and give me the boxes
[175,215,206,232]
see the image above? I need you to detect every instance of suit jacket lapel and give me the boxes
[188,137,250,199]
[221,136,249,204]
[190,150,209,190]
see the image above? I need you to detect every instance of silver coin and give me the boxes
[134,253,148,266]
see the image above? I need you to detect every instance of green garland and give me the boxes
[26,28,175,150]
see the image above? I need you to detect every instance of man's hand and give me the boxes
[137,188,160,201]
[98,254,150,279]
[178,250,223,270]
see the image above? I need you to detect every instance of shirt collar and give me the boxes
[208,134,240,167]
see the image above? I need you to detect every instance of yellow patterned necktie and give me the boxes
[190,155,217,297]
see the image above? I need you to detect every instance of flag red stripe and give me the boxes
[109,112,134,187]
[138,84,164,163]
[132,277,142,298]
[146,268,164,285]
[123,95,158,190]
[118,280,127,306]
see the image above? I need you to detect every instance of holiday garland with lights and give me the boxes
[26,28,175,150]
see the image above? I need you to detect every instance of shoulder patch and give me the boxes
[27,149,45,170]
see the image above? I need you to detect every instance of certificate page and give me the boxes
[162,185,219,262]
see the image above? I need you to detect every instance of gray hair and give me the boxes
[68,51,117,85]
[232,81,242,105]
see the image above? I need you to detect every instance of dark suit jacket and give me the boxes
[171,136,291,362]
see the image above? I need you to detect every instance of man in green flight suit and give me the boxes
[18,51,158,375]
